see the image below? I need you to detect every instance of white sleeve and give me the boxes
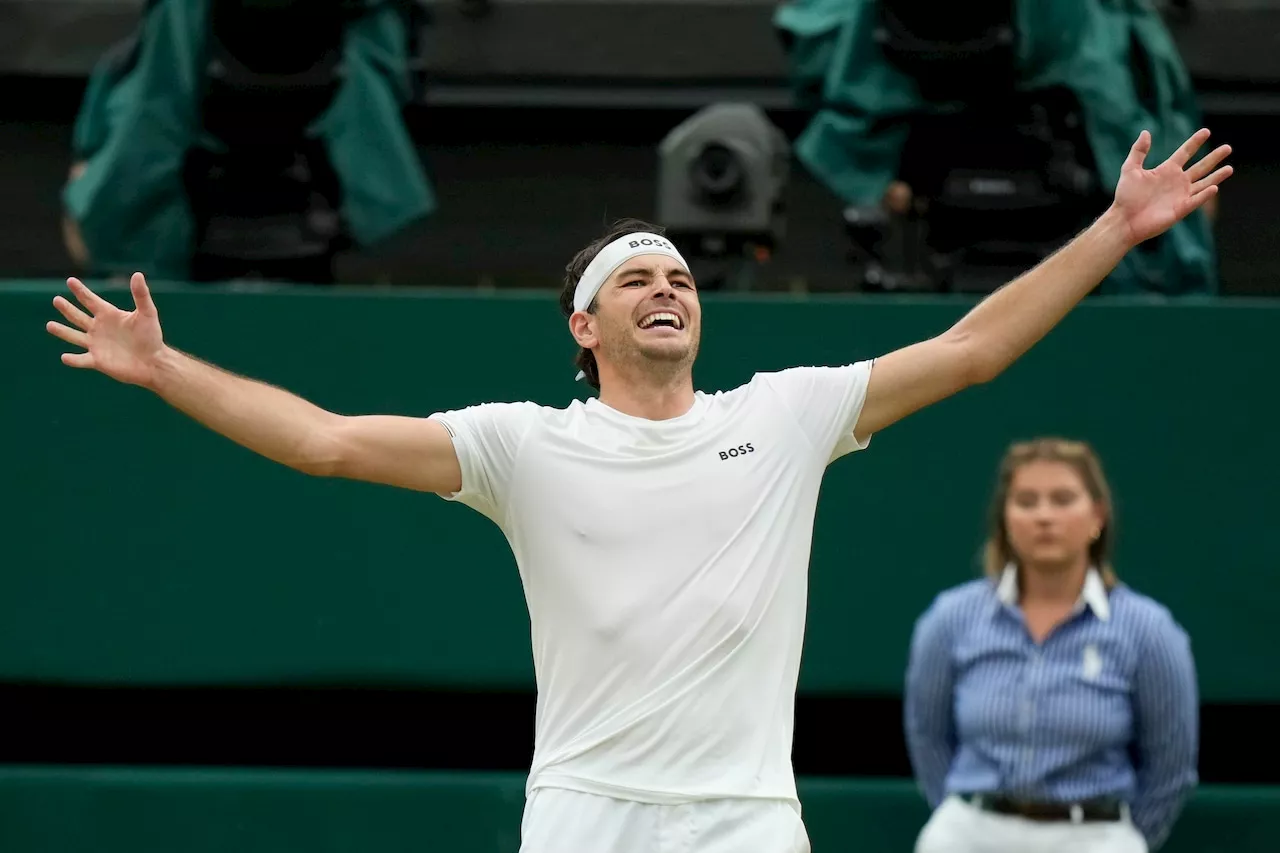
[427,401,540,526]
[760,361,876,464]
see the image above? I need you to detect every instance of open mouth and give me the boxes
[638,311,685,331]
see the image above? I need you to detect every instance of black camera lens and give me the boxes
[691,143,744,204]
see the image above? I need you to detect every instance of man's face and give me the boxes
[579,254,701,380]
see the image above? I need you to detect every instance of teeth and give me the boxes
[640,312,682,330]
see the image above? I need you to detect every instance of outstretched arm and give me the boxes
[46,273,462,494]
[853,128,1232,443]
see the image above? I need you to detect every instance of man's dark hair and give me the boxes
[559,218,666,390]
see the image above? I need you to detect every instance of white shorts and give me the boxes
[519,787,811,853]
[915,795,1149,853]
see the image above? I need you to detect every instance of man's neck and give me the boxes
[1019,561,1089,607]
[597,370,696,421]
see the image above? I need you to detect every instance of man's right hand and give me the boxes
[47,272,165,388]
[44,271,463,495]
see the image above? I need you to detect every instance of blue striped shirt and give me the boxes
[904,567,1198,849]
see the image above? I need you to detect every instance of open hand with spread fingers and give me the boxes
[1112,128,1233,247]
[46,272,167,389]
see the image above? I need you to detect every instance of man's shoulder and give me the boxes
[736,362,878,402]
[436,399,568,419]
[749,362,875,382]
[430,399,567,440]
[702,365,861,398]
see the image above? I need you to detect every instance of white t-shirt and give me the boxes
[429,362,875,806]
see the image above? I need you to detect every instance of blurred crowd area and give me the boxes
[2,0,1278,295]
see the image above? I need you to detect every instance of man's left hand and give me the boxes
[1112,128,1233,247]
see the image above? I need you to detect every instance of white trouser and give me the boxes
[519,787,811,853]
[916,795,1149,853]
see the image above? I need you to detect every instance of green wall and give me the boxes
[2,282,1277,699]
[1,768,1275,853]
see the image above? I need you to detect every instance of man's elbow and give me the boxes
[295,416,349,478]
[968,357,1003,387]
[949,332,1004,387]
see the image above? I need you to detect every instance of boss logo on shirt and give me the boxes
[719,443,755,460]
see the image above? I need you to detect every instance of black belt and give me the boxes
[960,793,1125,823]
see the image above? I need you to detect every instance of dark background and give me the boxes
[2,0,1279,295]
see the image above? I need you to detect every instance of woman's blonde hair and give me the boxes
[982,437,1118,588]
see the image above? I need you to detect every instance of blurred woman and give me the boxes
[905,438,1198,852]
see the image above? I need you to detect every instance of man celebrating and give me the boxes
[45,129,1230,852]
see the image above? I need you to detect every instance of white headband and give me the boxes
[573,232,688,313]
